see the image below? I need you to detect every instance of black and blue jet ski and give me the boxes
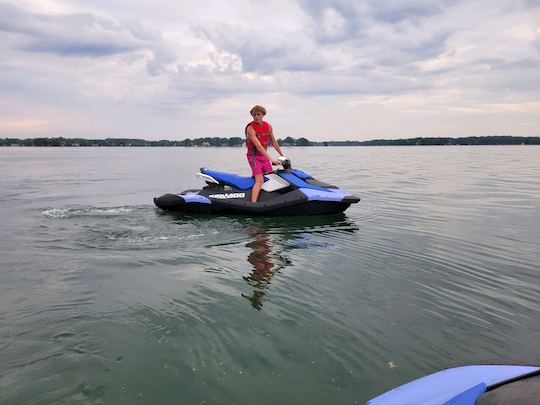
[154,157,360,216]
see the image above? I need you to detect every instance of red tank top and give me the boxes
[246,121,270,156]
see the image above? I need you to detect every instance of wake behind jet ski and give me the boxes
[154,157,360,216]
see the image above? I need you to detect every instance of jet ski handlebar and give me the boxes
[276,156,291,169]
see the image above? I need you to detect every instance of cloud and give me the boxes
[297,2,361,43]
[514,0,540,10]
[0,3,145,57]
[0,2,177,77]
[0,0,538,140]
[194,24,328,75]
[369,1,445,23]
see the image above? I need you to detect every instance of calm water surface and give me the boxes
[1,146,539,404]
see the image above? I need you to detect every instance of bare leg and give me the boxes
[251,174,264,202]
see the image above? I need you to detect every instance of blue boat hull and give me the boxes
[367,362,540,405]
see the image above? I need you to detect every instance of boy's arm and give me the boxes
[247,127,278,163]
[268,125,284,156]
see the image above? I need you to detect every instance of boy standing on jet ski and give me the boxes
[245,105,285,202]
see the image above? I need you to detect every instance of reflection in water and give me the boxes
[161,212,359,310]
[242,226,290,310]
[241,215,359,310]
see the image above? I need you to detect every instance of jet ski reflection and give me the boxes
[240,214,358,310]
[242,226,290,310]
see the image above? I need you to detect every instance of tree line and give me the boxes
[335,136,540,146]
[0,136,312,147]
[1,135,539,147]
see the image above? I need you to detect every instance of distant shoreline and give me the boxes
[1,135,539,147]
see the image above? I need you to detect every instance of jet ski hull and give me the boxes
[154,187,359,216]
[154,167,360,216]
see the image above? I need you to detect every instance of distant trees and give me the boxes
[295,137,311,146]
[277,136,312,146]
[1,135,539,147]
[349,136,540,146]
[0,137,245,147]
[279,136,296,146]
[309,136,540,146]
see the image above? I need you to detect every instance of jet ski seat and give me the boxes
[200,168,256,190]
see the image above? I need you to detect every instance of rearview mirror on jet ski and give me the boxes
[154,160,360,216]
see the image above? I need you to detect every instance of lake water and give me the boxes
[1,146,539,404]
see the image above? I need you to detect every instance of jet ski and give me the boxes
[154,157,360,216]
[367,361,540,405]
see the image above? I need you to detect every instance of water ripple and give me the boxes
[2,146,540,404]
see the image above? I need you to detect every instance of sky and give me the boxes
[0,0,539,141]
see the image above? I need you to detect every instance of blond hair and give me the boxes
[249,105,267,116]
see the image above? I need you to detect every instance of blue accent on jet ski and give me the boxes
[201,168,255,190]
[367,365,540,405]
[445,383,486,405]
[299,188,349,202]
[278,172,329,191]
[291,169,312,180]
[180,192,211,204]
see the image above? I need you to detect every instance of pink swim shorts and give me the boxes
[247,155,272,176]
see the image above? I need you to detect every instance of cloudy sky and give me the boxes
[1,0,539,141]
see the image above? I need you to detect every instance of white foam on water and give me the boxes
[42,207,133,218]
[124,233,205,244]
[42,208,71,218]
